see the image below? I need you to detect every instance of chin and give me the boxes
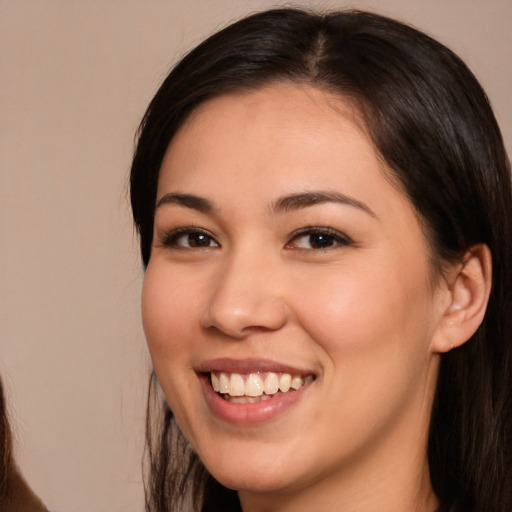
[214,472,292,495]
[203,452,296,494]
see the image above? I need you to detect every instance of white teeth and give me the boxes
[229,373,245,396]
[264,372,279,395]
[279,373,291,392]
[245,373,264,397]
[219,373,230,394]
[211,373,220,392]
[291,376,304,390]
[211,371,314,398]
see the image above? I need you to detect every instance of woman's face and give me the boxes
[142,84,447,503]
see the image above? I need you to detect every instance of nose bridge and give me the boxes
[201,244,287,337]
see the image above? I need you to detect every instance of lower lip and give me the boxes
[200,375,311,424]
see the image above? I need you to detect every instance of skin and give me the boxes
[142,83,461,512]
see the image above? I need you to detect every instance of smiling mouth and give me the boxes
[210,371,315,403]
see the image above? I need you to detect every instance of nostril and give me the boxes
[201,306,287,339]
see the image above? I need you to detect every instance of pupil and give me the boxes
[310,234,332,248]
[189,233,209,247]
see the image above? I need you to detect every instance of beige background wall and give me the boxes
[1,1,510,511]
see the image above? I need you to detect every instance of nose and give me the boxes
[200,251,288,339]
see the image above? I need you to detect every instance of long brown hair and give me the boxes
[0,378,15,501]
[131,8,512,511]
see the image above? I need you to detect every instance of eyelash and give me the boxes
[159,226,352,251]
[160,227,219,249]
[286,227,352,250]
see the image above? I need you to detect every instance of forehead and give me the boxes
[175,83,368,148]
[159,83,425,235]
[159,84,380,191]
[183,82,367,132]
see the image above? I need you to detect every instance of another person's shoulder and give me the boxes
[0,470,49,512]
[1,377,49,512]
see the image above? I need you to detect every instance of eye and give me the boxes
[161,228,219,249]
[286,227,351,250]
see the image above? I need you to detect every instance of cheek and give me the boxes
[141,263,203,431]
[291,262,437,438]
[141,263,198,363]
[292,258,435,362]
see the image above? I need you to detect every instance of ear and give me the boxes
[431,244,492,354]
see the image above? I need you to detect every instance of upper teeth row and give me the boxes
[211,372,313,397]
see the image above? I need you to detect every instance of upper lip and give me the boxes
[197,358,316,376]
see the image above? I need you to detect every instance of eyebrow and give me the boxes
[271,191,377,217]
[155,193,215,213]
[155,190,376,218]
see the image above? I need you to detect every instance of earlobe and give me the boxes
[432,244,492,353]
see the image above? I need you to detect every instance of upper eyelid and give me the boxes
[289,226,352,241]
[284,227,354,252]
[159,226,220,247]
[157,225,352,247]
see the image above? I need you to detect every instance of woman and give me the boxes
[130,8,512,512]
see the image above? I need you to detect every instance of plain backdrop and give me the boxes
[1,1,510,511]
